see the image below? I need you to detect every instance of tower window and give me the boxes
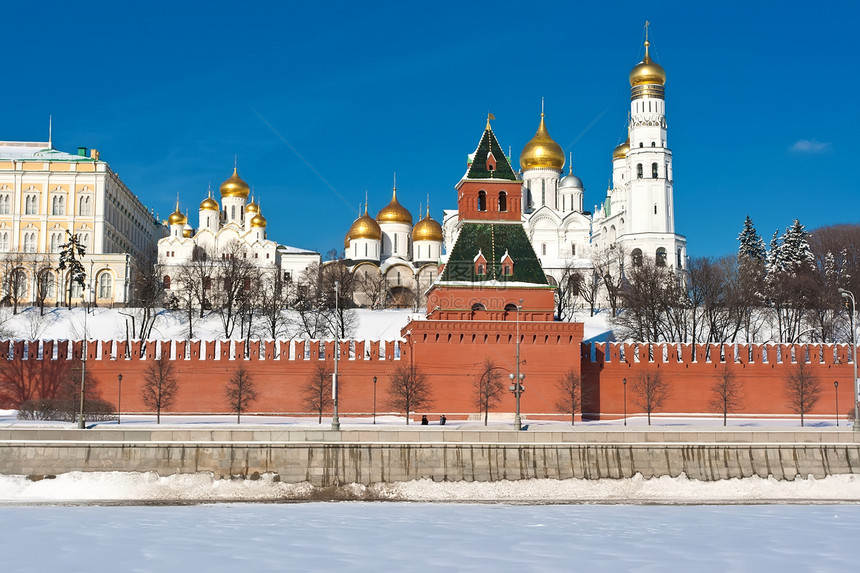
[632,249,643,267]
[541,243,546,256]
[654,204,658,214]
[639,142,643,148]
[394,234,398,252]
[637,164,643,179]
[651,141,656,147]
[477,191,487,212]
[652,163,659,179]
[498,191,507,212]
[656,248,667,267]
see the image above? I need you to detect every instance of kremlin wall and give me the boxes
[2,337,857,421]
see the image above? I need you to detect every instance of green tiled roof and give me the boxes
[441,222,548,284]
[464,128,518,181]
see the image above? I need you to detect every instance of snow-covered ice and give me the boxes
[0,501,857,572]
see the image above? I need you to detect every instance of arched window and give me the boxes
[656,248,667,267]
[163,275,171,290]
[651,141,656,147]
[637,164,643,179]
[652,163,659,179]
[394,234,398,253]
[23,232,36,252]
[50,232,63,252]
[541,243,546,256]
[631,248,643,267]
[0,232,8,250]
[12,269,28,298]
[79,196,92,216]
[477,191,487,212]
[639,142,643,148]
[498,191,507,212]
[677,249,683,268]
[477,264,485,275]
[80,233,90,249]
[0,194,9,215]
[541,180,546,205]
[70,277,82,299]
[51,195,65,215]
[504,303,518,312]
[98,273,112,298]
[471,303,486,312]
[25,194,38,215]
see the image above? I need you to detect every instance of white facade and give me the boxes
[157,168,320,292]
[442,35,687,284]
[0,141,164,306]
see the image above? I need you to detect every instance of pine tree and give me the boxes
[57,231,86,308]
[737,215,766,262]
[780,219,815,277]
[764,229,783,283]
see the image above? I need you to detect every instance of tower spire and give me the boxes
[486,112,495,131]
[569,152,573,175]
[644,20,651,58]
[364,190,369,214]
[392,172,397,200]
[426,194,430,218]
[48,115,53,149]
[541,97,545,117]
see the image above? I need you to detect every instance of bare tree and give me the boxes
[578,267,602,317]
[473,358,504,425]
[709,363,744,426]
[594,246,625,317]
[258,271,291,339]
[122,250,164,342]
[554,263,582,321]
[301,363,332,423]
[554,369,583,426]
[320,260,357,338]
[141,355,179,424]
[1,251,30,314]
[225,364,258,424]
[631,369,670,425]
[784,362,821,427]
[212,241,258,338]
[386,363,433,425]
[354,266,388,309]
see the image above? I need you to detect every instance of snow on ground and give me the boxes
[1,471,858,504]
[0,306,616,342]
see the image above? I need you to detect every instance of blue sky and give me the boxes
[4,1,856,258]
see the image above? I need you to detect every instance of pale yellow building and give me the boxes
[0,141,164,306]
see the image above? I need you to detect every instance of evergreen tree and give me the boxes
[737,215,766,262]
[764,230,783,282]
[779,219,815,276]
[57,231,86,308]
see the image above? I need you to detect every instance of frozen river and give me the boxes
[1,502,857,572]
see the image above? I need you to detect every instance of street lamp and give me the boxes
[509,299,525,430]
[834,380,839,427]
[117,373,123,425]
[623,378,627,426]
[373,376,377,425]
[77,286,89,429]
[331,280,341,431]
[838,288,860,431]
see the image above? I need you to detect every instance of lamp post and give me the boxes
[77,284,89,429]
[331,280,341,431]
[117,373,123,425]
[509,299,525,430]
[838,288,860,431]
[373,376,377,425]
[834,380,839,427]
[623,377,627,426]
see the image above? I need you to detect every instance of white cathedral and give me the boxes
[157,167,320,292]
[343,31,686,303]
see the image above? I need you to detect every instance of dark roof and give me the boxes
[464,128,518,181]
[441,222,548,285]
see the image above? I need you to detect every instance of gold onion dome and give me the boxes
[519,113,565,171]
[250,212,267,228]
[376,187,413,225]
[167,204,187,226]
[182,226,194,238]
[613,138,630,160]
[412,207,443,242]
[199,196,219,211]
[629,40,666,86]
[348,205,383,242]
[219,167,250,199]
[245,199,260,214]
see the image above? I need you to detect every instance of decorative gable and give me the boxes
[500,250,514,277]
[474,249,487,276]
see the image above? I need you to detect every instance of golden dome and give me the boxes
[182,227,194,238]
[245,199,260,214]
[219,167,250,199]
[629,40,666,87]
[519,113,565,171]
[199,196,219,211]
[167,203,187,226]
[348,205,383,241]
[250,212,267,228]
[376,187,413,225]
[412,208,443,242]
[613,138,630,160]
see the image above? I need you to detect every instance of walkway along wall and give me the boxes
[0,337,857,419]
